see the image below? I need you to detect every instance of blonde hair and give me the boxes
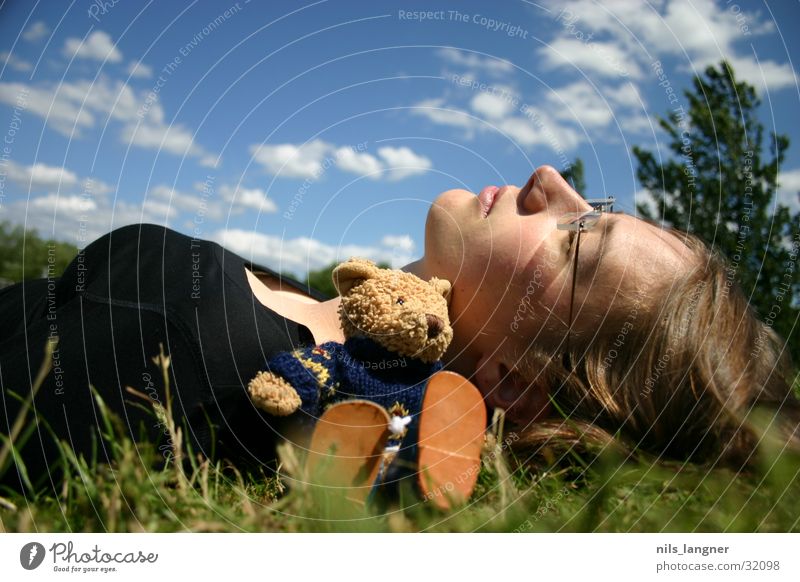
[512,230,800,470]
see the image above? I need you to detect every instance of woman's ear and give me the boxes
[473,353,552,426]
[332,258,378,296]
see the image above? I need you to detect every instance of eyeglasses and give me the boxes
[556,196,617,367]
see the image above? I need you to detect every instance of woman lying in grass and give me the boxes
[1,165,798,501]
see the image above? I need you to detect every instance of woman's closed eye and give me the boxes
[566,230,578,255]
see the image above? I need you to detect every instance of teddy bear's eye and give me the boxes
[396,297,405,305]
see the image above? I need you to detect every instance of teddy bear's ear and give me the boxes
[332,258,379,296]
[430,277,452,304]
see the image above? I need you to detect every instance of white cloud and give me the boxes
[377,147,432,180]
[250,140,331,179]
[0,75,215,161]
[543,80,649,137]
[547,81,614,129]
[219,184,278,213]
[83,177,114,197]
[27,163,79,189]
[542,0,797,92]
[494,116,540,146]
[412,94,585,151]
[435,48,514,76]
[0,81,95,135]
[2,159,113,200]
[603,82,645,108]
[250,140,431,181]
[618,114,655,135]
[412,97,478,131]
[1,51,33,72]
[4,160,79,190]
[236,188,278,213]
[31,193,97,214]
[57,78,141,123]
[723,54,797,92]
[126,60,153,78]
[0,77,159,136]
[604,82,651,133]
[23,21,50,43]
[471,90,516,119]
[150,184,225,220]
[153,182,276,219]
[426,50,649,144]
[381,234,415,254]
[498,113,582,151]
[333,146,382,179]
[121,121,208,158]
[200,155,219,168]
[211,228,416,275]
[777,169,800,214]
[64,30,123,63]
[537,38,640,79]
[0,192,184,246]
[141,199,178,220]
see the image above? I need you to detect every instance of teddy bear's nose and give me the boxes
[426,314,444,339]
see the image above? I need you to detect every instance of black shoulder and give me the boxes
[103,222,192,246]
[56,223,202,305]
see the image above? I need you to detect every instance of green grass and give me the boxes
[2,342,799,532]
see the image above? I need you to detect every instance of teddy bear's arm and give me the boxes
[248,371,302,416]
[248,343,342,417]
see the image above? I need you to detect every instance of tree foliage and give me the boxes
[561,157,587,195]
[633,61,799,356]
[0,221,79,286]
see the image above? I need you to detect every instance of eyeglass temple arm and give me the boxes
[564,197,613,363]
[565,223,583,356]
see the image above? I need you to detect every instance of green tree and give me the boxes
[633,61,799,356]
[561,157,587,195]
[303,262,339,298]
[0,221,79,285]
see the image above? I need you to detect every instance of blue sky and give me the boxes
[1,0,798,277]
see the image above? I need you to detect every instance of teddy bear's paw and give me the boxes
[247,371,302,416]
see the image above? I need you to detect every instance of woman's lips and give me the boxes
[477,185,500,218]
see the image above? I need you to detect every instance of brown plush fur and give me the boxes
[334,258,452,364]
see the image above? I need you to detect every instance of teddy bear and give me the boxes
[246,258,454,427]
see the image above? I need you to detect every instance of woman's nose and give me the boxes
[518,165,591,215]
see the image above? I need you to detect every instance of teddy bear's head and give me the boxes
[332,258,453,363]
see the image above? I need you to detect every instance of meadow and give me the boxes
[2,339,798,533]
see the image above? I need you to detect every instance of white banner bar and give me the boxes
[1,533,798,580]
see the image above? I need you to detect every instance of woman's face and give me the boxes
[407,165,691,426]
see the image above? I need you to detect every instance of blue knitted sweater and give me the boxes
[264,336,443,419]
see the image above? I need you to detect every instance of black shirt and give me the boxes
[0,223,325,490]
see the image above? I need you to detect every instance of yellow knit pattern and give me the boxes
[298,355,331,388]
